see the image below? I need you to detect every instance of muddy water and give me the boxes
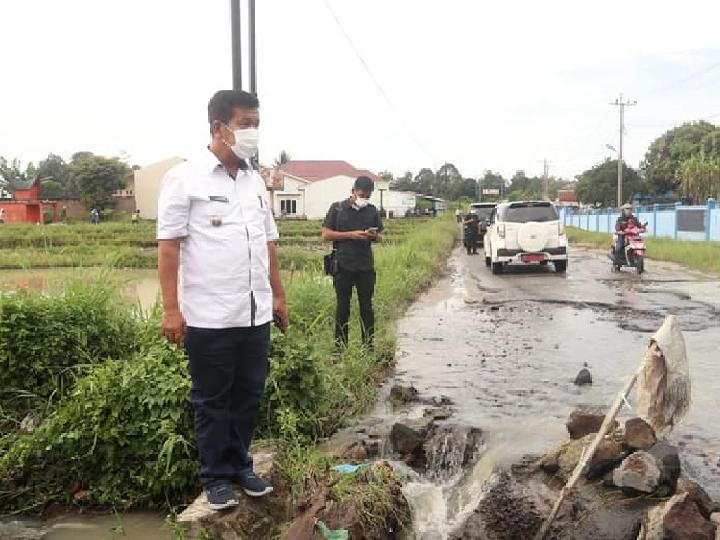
[44,512,171,540]
[389,246,720,539]
[0,268,160,311]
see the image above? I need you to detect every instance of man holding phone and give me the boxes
[322,176,383,348]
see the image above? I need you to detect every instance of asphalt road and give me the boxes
[392,242,720,498]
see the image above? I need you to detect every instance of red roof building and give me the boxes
[0,177,58,224]
[279,161,381,183]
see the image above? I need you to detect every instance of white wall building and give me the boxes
[134,156,185,219]
[274,161,397,220]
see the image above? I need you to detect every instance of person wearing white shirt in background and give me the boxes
[157,90,288,511]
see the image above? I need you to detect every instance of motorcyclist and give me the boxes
[463,209,480,255]
[614,203,641,264]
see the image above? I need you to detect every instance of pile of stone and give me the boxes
[536,408,719,539]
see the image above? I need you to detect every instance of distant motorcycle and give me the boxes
[610,224,647,274]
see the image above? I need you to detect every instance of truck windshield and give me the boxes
[470,206,494,220]
[500,203,558,223]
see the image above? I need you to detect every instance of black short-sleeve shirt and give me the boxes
[323,199,383,272]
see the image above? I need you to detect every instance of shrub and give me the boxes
[0,279,138,422]
[0,332,196,510]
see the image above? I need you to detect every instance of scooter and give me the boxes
[610,224,647,274]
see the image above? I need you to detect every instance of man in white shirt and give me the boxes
[157,90,288,511]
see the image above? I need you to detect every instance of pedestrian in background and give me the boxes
[322,176,382,348]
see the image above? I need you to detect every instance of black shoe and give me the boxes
[235,471,274,497]
[205,483,239,511]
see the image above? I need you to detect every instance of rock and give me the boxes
[649,442,681,492]
[390,384,419,405]
[586,439,626,480]
[19,412,41,434]
[422,424,483,480]
[566,409,617,439]
[625,417,657,450]
[642,492,716,540]
[318,431,368,461]
[177,450,281,537]
[574,367,593,386]
[390,422,423,455]
[423,405,453,420]
[677,479,718,519]
[613,451,661,493]
[538,452,560,474]
[710,511,720,526]
[555,434,594,477]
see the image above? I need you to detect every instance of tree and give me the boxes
[390,171,414,191]
[679,154,720,202]
[642,120,716,194]
[377,170,394,183]
[273,150,292,168]
[40,179,65,199]
[434,163,463,199]
[0,157,37,191]
[413,168,436,195]
[575,159,644,207]
[37,153,74,197]
[478,171,507,201]
[70,154,130,209]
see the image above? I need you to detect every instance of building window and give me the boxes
[280,199,297,215]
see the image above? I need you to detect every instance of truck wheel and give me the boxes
[555,260,568,273]
[485,256,491,267]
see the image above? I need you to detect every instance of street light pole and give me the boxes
[230,0,242,91]
[379,188,386,216]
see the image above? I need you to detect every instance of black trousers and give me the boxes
[334,269,376,346]
[184,324,270,488]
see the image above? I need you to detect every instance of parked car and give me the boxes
[484,201,568,274]
[468,202,496,246]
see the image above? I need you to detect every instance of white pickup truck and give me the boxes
[483,201,568,274]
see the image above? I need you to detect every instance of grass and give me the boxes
[0,218,431,270]
[567,226,720,275]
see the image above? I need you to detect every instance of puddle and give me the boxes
[45,512,170,540]
[0,268,160,311]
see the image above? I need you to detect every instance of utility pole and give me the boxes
[541,159,550,201]
[249,0,257,95]
[610,94,637,207]
[230,0,242,91]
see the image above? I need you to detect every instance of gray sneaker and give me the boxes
[205,484,239,511]
[235,471,274,497]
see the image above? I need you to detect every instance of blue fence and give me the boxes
[559,199,719,241]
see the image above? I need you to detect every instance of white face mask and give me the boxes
[354,197,370,209]
[223,125,259,160]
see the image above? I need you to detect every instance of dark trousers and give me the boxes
[185,324,270,488]
[334,269,376,346]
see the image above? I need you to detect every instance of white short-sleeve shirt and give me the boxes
[157,149,279,328]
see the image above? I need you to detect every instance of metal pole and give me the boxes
[249,0,257,95]
[618,100,624,207]
[230,0,242,90]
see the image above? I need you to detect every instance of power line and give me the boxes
[321,0,435,164]
[638,59,720,101]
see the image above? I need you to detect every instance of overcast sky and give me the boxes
[1,0,719,181]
